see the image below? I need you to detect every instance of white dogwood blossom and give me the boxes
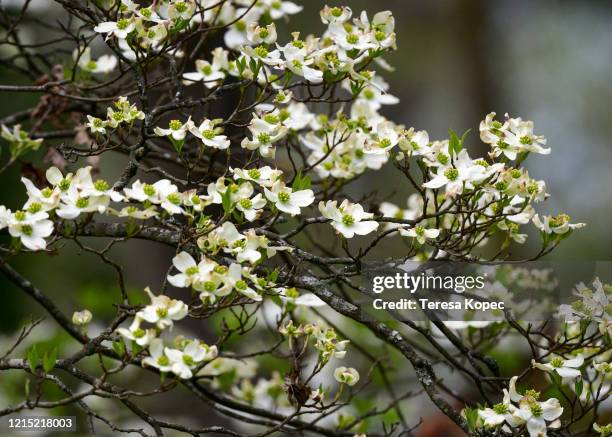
[74,47,117,75]
[4,210,54,250]
[183,58,226,88]
[137,287,188,330]
[319,199,378,238]
[334,367,360,386]
[190,119,230,149]
[164,339,218,379]
[399,225,440,244]
[116,317,157,347]
[265,181,314,216]
[532,355,584,379]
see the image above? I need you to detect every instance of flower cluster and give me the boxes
[279,321,360,389]
[0,162,312,250]
[116,287,217,379]
[475,376,563,437]
[168,251,263,303]
[92,0,304,62]
[153,117,230,153]
[558,278,612,337]
[86,96,145,136]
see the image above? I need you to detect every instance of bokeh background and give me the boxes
[1,0,611,435]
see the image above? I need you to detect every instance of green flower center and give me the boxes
[549,214,570,228]
[520,136,533,145]
[550,357,564,368]
[493,403,508,414]
[203,281,216,292]
[235,280,247,291]
[76,197,90,209]
[182,354,194,366]
[169,120,182,130]
[143,184,156,196]
[185,266,199,276]
[59,179,71,191]
[277,191,290,203]
[255,46,269,58]
[414,225,425,237]
[232,239,245,249]
[444,168,459,181]
[527,182,538,194]
[202,129,216,140]
[21,224,33,236]
[247,169,261,179]
[346,34,359,44]
[157,355,169,366]
[167,193,181,205]
[264,114,279,124]
[363,89,375,100]
[342,214,354,226]
[175,2,188,13]
[41,187,53,198]
[495,181,508,191]
[511,168,522,178]
[257,132,271,144]
[239,198,252,209]
[201,65,213,75]
[94,180,109,191]
[14,210,26,221]
[259,28,269,39]
[86,60,97,70]
[437,154,449,165]
[133,328,145,338]
[491,203,503,215]
[214,265,227,274]
[379,138,391,148]
[529,402,543,417]
[116,19,130,30]
[285,287,299,298]
[524,389,540,400]
[28,203,42,214]
[156,307,168,318]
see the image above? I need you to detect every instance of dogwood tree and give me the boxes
[0,1,608,436]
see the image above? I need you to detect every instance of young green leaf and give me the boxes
[292,170,311,191]
[42,347,57,373]
[27,345,39,374]
[221,188,233,214]
[112,340,126,358]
